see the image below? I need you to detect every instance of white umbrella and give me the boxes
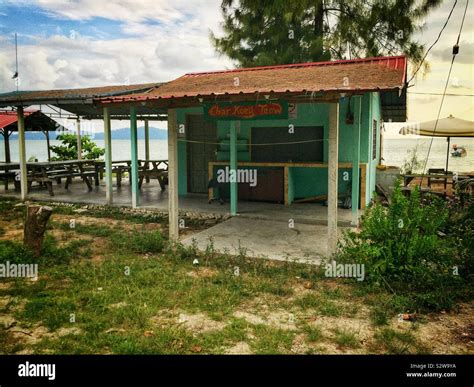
[399,115,474,171]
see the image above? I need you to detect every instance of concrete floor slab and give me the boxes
[182,217,349,263]
[0,179,353,226]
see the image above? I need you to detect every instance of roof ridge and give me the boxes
[184,55,407,77]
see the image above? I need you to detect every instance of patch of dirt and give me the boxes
[224,341,252,354]
[0,227,23,241]
[0,314,17,329]
[48,228,93,246]
[290,333,310,353]
[186,267,219,279]
[176,312,226,334]
[0,296,12,309]
[0,282,13,291]
[56,327,82,337]
[8,323,82,348]
[409,302,474,354]
[150,309,227,335]
[52,214,160,233]
[109,302,128,309]
[10,324,50,346]
[305,316,372,354]
[234,309,298,331]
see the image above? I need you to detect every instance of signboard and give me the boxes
[204,101,288,121]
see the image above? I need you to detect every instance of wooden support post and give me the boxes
[17,106,28,200]
[351,96,362,226]
[76,117,82,160]
[3,129,11,163]
[167,109,179,240]
[24,205,53,257]
[130,107,139,208]
[104,107,113,204]
[144,119,150,183]
[230,121,238,216]
[44,130,51,162]
[327,102,339,256]
[2,130,11,190]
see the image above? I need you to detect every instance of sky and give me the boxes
[0,0,472,134]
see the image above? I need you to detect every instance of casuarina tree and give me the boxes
[211,0,442,72]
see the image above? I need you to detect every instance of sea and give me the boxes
[1,137,473,173]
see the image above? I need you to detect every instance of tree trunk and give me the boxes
[23,205,53,257]
[313,2,325,59]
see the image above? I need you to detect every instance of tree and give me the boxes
[211,0,442,72]
[50,133,105,161]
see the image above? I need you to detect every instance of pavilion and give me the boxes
[0,55,407,256]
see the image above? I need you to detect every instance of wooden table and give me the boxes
[402,173,472,197]
[139,160,168,191]
[95,160,168,190]
[0,162,21,191]
[208,161,367,207]
[26,160,98,196]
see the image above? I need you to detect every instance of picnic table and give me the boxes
[95,159,168,190]
[139,160,168,191]
[0,162,21,191]
[1,160,99,196]
[26,160,99,196]
[402,171,473,198]
[2,159,169,195]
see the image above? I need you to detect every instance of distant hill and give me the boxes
[9,127,167,141]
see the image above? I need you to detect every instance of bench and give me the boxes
[139,169,168,191]
[112,165,131,188]
[51,171,96,190]
[0,171,20,191]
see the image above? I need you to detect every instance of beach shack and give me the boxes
[99,55,408,254]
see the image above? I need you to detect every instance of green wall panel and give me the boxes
[175,93,381,202]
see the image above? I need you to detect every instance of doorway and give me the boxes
[187,114,217,193]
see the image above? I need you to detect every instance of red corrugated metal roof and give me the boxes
[99,55,407,104]
[0,111,33,129]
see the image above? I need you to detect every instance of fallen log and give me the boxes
[23,205,53,257]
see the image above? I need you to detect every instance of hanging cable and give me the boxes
[419,0,469,183]
[407,0,458,85]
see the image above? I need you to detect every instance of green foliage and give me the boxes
[211,0,442,68]
[374,327,425,354]
[337,181,471,311]
[0,236,91,267]
[110,229,165,254]
[340,181,454,283]
[332,328,360,349]
[444,198,474,279]
[0,240,35,264]
[50,133,104,161]
[400,145,423,174]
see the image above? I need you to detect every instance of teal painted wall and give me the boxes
[176,93,382,203]
[367,92,381,203]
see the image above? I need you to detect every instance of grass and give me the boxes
[332,328,360,349]
[0,196,469,354]
[373,327,426,354]
[302,324,323,343]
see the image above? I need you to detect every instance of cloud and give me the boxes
[432,41,474,64]
[0,0,232,92]
[35,0,183,24]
